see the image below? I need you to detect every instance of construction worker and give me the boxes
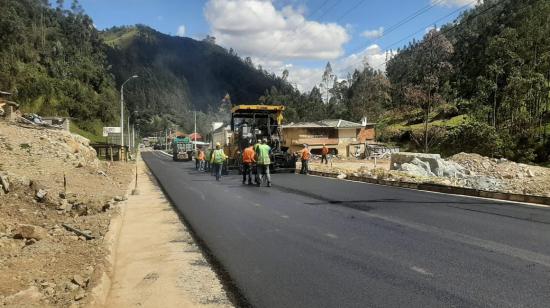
[321,144,329,164]
[300,144,311,175]
[256,138,272,187]
[205,147,212,173]
[211,143,227,181]
[241,140,255,185]
[197,147,205,171]
[253,139,262,184]
[194,148,200,170]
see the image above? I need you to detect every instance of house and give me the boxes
[282,118,376,157]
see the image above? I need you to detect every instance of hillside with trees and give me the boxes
[0,0,119,135]
[264,0,549,164]
[103,25,287,136]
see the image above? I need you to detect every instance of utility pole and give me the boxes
[194,111,197,152]
[120,75,138,147]
[127,115,131,151]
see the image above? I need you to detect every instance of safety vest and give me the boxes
[212,149,226,164]
[301,148,311,160]
[242,146,255,163]
[257,144,271,165]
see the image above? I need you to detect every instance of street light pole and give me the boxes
[120,75,139,147]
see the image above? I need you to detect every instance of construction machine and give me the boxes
[223,105,296,172]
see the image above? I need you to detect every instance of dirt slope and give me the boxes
[0,121,133,307]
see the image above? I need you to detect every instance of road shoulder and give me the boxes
[104,158,233,308]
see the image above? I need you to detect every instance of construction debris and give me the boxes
[62,224,95,240]
[307,152,550,197]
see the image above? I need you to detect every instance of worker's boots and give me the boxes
[267,182,272,187]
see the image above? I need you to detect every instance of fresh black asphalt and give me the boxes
[142,151,550,308]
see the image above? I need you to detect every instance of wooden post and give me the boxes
[63,172,67,193]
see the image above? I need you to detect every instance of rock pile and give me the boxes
[391,152,467,178]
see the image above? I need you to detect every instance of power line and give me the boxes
[336,0,368,22]
[316,0,343,20]
[372,0,447,43]
[370,0,511,71]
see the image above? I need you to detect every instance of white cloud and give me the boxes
[204,0,350,60]
[334,44,391,76]
[361,27,384,39]
[431,0,477,7]
[425,25,441,33]
[256,44,393,93]
[176,25,186,37]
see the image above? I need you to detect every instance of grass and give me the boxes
[70,122,105,144]
[103,28,138,47]
[388,114,469,132]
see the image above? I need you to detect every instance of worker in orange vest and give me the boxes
[197,147,206,171]
[242,140,255,185]
[300,144,311,175]
[321,144,329,164]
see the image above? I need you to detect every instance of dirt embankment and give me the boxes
[0,121,133,307]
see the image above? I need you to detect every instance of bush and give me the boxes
[439,119,502,157]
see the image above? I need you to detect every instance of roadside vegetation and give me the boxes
[263,0,550,163]
[1,0,548,164]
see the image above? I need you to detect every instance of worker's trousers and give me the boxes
[213,163,223,181]
[199,160,205,171]
[242,163,253,184]
[321,154,328,164]
[257,164,271,185]
[300,159,309,174]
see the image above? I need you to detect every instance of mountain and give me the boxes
[103,25,286,129]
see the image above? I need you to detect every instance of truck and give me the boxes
[224,104,296,173]
[172,136,193,161]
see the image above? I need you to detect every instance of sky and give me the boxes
[77,0,476,92]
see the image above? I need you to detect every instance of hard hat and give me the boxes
[216,142,221,147]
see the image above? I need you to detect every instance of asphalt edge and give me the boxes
[305,170,550,208]
[142,152,252,308]
[88,160,137,308]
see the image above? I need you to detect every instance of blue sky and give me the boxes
[78,0,474,91]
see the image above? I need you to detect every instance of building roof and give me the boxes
[283,119,374,129]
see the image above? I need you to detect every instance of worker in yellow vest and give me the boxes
[210,143,227,181]
[256,138,272,187]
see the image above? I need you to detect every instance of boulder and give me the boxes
[13,224,48,240]
[390,152,441,170]
[399,162,434,177]
[391,152,466,178]
[72,275,88,288]
[36,189,48,201]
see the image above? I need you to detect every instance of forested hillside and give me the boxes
[103,25,286,135]
[265,0,550,163]
[0,0,119,135]
[0,0,287,137]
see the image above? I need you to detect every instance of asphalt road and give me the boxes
[142,151,550,308]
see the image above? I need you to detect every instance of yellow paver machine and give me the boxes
[225,104,296,172]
